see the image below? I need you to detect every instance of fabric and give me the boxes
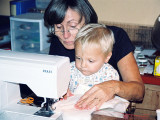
[52,95,129,120]
[69,62,119,94]
[49,26,135,81]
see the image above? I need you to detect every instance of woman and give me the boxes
[44,0,144,110]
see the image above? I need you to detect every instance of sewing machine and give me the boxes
[0,50,70,120]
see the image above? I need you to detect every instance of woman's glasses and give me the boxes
[55,26,79,35]
[49,21,84,35]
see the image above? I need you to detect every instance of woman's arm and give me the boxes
[116,52,145,101]
[75,52,145,110]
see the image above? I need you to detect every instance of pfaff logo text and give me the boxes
[43,69,52,73]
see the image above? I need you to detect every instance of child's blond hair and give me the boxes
[75,24,114,57]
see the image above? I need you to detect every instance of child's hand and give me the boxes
[61,89,73,100]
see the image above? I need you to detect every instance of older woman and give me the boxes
[44,0,144,110]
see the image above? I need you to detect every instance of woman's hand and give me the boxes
[74,80,118,110]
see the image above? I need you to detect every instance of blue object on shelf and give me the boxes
[10,0,36,16]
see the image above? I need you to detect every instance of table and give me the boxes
[91,110,157,120]
[132,74,160,117]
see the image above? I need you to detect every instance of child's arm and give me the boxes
[62,88,74,100]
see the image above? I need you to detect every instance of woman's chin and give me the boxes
[64,44,75,50]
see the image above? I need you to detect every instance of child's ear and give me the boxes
[105,52,112,63]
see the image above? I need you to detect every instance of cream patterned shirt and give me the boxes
[69,62,119,94]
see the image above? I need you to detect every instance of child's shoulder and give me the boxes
[103,63,115,69]
[103,63,119,74]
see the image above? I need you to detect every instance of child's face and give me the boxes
[75,43,110,76]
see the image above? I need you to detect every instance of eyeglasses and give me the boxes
[55,27,79,35]
[50,22,84,35]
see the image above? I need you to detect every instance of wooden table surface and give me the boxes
[91,112,157,120]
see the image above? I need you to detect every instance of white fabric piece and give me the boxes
[52,94,129,120]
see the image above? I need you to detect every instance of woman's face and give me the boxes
[54,8,85,50]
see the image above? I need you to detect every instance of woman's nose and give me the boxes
[63,30,71,39]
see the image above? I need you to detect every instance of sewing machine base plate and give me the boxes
[34,107,54,117]
[0,103,62,120]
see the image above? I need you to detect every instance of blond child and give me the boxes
[67,24,119,103]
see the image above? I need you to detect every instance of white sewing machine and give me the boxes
[0,50,70,120]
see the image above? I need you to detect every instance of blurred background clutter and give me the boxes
[0,0,51,52]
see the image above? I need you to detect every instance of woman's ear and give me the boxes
[105,52,112,63]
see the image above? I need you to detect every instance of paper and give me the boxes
[143,65,154,74]
[140,49,156,56]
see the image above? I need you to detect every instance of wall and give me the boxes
[89,0,160,26]
[0,0,11,16]
[0,0,160,26]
